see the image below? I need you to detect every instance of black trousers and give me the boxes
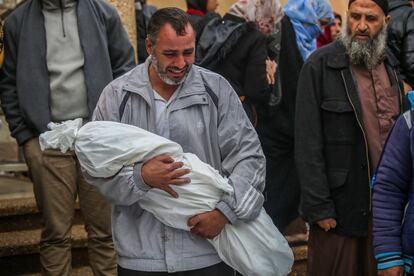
[118,262,239,276]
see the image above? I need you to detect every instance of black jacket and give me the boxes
[388,0,414,87]
[295,41,407,237]
[196,13,269,105]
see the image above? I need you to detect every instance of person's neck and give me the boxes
[148,65,179,101]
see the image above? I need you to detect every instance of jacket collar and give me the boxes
[326,41,400,70]
[122,57,206,103]
[41,0,76,10]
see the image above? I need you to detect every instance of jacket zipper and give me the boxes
[59,0,66,38]
[341,71,372,211]
[393,69,403,111]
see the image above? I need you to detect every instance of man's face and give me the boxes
[347,0,389,41]
[206,0,219,12]
[330,18,342,40]
[409,0,414,8]
[146,23,195,85]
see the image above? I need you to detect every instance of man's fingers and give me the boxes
[157,154,174,163]
[168,161,184,171]
[170,168,191,179]
[188,214,201,227]
[168,178,191,185]
[162,185,178,198]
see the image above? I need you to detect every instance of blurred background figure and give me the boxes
[136,0,157,64]
[317,12,342,48]
[196,0,275,125]
[257,0,333,235]
[186,0,220,42]
[283,0,333,61]
[387,0,414,93]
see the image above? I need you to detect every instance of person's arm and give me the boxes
[0,17,36,145]
[400,10,414,87]
[215,76,266,223]
[295,60,336,224]
[243,32,271,104]
[105,5,136,78]
[373,114,412,272]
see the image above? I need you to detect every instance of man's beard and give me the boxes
[339,24,387,70]
[151,55,190,85]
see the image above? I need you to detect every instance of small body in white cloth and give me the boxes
[40,119,294,276]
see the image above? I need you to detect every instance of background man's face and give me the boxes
[347,0,388,41]
[147,23,195,85]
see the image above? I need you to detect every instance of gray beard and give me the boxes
[151,55,188,86]
[339,25,387,70]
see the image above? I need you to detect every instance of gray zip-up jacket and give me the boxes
[84,59,266,272]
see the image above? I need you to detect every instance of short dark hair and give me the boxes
[147,7,194,45]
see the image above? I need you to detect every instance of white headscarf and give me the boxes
[228,0,284,36]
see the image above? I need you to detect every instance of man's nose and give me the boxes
[174,55,186,68]
[358,19,368,32]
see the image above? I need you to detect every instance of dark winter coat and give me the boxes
[0,0,135,145]
[388,0,414,87]
[256,16,304,230]
[196,13,269,106]
[372,110,414,273]
[295,41,406,237]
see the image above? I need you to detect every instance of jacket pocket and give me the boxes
[321,100,356,144]
[327,169,349,190]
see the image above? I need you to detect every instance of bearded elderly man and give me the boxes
[295,0,408,275]
[85,7,265,276]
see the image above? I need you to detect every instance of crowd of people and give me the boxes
[0,0,414,275]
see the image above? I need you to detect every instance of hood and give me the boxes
[388,0,411,10]
[42,0,76,10]
[186,0,208,13]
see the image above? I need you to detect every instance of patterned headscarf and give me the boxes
[284,0,334,60]
[228,0,284,36]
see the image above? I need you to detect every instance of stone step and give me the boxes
[0,248,90,275]
[0,224,87,257]
[0,197,83,232]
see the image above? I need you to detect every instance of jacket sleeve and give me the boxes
[215,77,266,223]
[373,114,412,269]
[82,84,151,206]
[295,60,336,224]
[243,32,270,104]
[0,18,36,145]
[105,6,136,78]
[401,10,414,87]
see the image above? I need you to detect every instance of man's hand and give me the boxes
[188,209,229,239]
[317,218,337,232]
[403,81,412,95]
[266,58,277,86]
[141,154,191,198]
[378,266,404,276]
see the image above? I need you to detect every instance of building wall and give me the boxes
[148,0,349,21]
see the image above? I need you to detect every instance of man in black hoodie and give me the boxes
[388,0,414,90]
[0,0,135,275]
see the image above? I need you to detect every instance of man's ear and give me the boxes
[145,38,153,56]
[385,15,391,25]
